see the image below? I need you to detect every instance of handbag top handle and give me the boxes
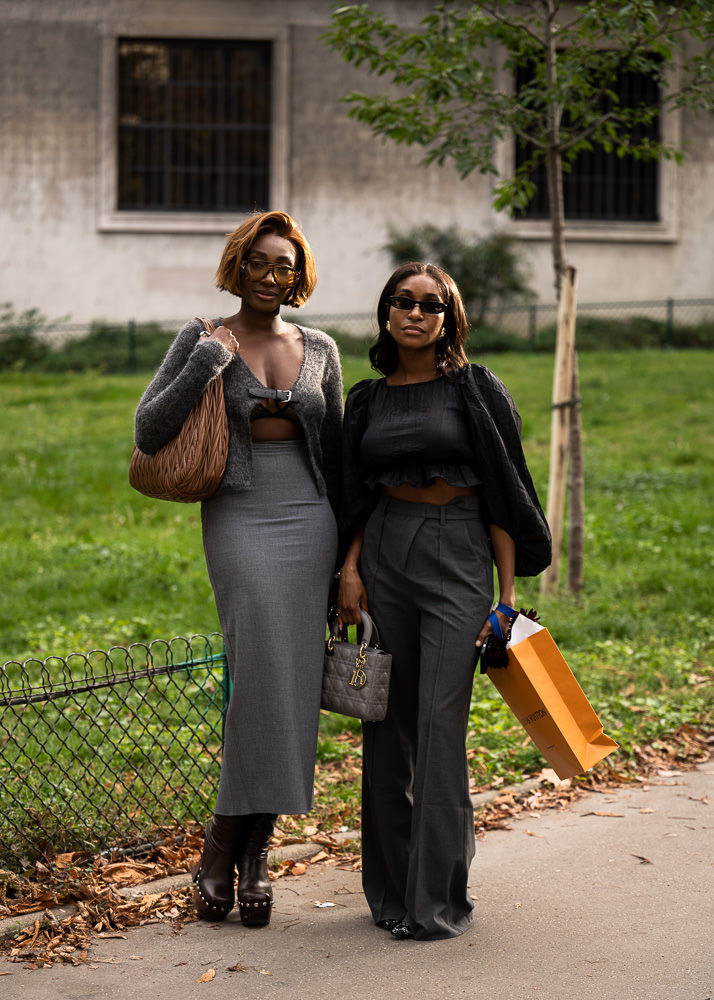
[328,609,380,649]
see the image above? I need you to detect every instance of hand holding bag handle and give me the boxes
[129,317,229,503]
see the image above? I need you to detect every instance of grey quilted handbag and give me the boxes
[322,610,392,722]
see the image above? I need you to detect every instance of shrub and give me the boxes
[0,303,61,371]
[533,315,714,352]
[38,323,176,374]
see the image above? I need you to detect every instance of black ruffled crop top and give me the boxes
[360,376,480,489]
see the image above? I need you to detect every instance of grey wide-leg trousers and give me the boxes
[359,494,493,940]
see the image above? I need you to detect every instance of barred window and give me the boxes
[516,64,661,223]
[117,38,271,213]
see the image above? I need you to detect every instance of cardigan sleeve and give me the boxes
[463,365,552,577]
[339,378,381,554]
[134,318,233,454]
[318,336,344,515]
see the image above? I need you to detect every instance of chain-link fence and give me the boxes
[484,297,714,347]
[0,635,227,872]
[2,299,713,373]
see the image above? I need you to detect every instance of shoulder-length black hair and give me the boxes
[369,262,470,376]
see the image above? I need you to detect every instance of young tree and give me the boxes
[324,0,714,593]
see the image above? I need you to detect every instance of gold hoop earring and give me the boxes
[385,320,391,333]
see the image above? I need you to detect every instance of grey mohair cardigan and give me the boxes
[134,318,343,510]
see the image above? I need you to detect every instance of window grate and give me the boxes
[117,38,272,213]
[516,64,660,223]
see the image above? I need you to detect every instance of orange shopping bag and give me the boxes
[486,614,618,780]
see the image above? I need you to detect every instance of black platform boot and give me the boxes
[192,814,246,921]
[237,813,277,927]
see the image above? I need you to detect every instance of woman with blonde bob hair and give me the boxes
[134,210,342,930]
[215,210,317,307]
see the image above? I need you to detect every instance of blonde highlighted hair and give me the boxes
[215,211,317,307]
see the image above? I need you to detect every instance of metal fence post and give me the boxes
[665,298,674,348]
[128,320,137,372]
[528,303,537,351]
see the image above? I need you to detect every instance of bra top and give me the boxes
[247,385,301,423]
[360,376,480,489]
[250,400,300,423]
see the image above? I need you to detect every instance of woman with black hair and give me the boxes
[337,262,550,941]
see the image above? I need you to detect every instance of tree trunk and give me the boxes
[540,1,585,596]
[543,0,566,297]
[541,265,578,596]
[567,351,584,596]
[546,146,566,298]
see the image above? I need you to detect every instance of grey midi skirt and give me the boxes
[201,441,337,816]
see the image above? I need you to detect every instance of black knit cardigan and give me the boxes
[340,364,552,577]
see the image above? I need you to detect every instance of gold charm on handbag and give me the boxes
[349,646,368,688]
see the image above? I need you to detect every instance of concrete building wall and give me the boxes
[0,0,712,327]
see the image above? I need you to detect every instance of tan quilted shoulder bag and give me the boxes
[129,317,229,502]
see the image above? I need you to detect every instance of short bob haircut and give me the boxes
[369,261,470,377]
[215,210,317,308]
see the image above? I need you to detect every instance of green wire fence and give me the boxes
[0,634,227,871]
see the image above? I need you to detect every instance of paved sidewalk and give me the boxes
[2,765,712,1000]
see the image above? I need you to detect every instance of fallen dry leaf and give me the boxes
[138,892,164,909]
[582,811,625,818]
[310,832,342,847]
[26,920,41,949]
[536,768,572,789]
[53,853,89,871]
[631,855,653,864]
[101,863,165,887]
[196,969,215,983]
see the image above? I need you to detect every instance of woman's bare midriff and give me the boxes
[382,477,477,505]
[250,417,305,442]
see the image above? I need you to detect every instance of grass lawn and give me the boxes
[1,349,713,817]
